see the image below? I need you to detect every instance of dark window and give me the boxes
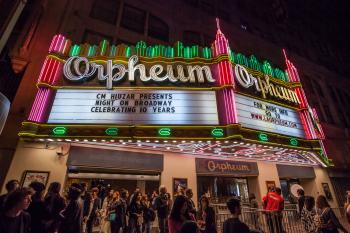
[200,0,215,15]
[338,109,347,126]
[82,30,112,45]
[301,75,315,94]
[328,86,338,102]
[121,4,146,34]
[90,0,120,24]
[148,15,169,42]
[312,80,324,97]
[323,105,334,124]
[183,31,201,46]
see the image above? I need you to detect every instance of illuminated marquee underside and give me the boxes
[68,140,324,167]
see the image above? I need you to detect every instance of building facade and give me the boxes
[1,0,350,206]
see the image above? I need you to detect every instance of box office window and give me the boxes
[121,4,146,34]
[197,176,249,203]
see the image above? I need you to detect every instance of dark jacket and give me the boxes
[317,208,347,233]
[88,197,102,220]
[153,194,169,218]
[223,217,250,233]
[110,199,127,226]
[0,194,8,212]
[199,206,216,233]
[0,211,31,233]
[58,200,83,233]
[81,192,92,218]
[187,198,197,217]
[27,197,47,233]
[298,195,305,214]
[128,202,143,220]
[44,193,66,232]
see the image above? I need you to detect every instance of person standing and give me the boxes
[141,195,155,233]
[263,187,284,233]
[58,184,83,233]
[248,193,259,231]
[109,191,122,233]
[345,191,350,225]
[154,186,170,233]
[118,189,129,233]
[301,196,317,233]
[128,191,143,233]
[80,182,92,232]
[27,181,47,233]
[168,195,193,233]
[197,195,216,233]
[0,188,32,233]
[223,198,250,233]
[297,189,306,215]
[43,182,66,233]
[86,187,102,233]
[315,195,348,233]
[0,179,19,211]
[185,189,197,218]
[100,189,114,233]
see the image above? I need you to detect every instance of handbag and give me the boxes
[109,213,116,221]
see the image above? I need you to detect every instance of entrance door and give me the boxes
[197,176,249,203]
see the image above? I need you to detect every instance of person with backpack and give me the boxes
[142,195,156,233]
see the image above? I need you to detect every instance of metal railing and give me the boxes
[213,204,350,233]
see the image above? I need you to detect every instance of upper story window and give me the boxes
[90,0,120,24]
[183,31,201,46]
[200,0,215,15]
[148,15,169,42]
[328,85,338,102]
[121,4,146,34]
[311,80,324,98]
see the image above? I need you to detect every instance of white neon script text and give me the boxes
[63,55,216,89]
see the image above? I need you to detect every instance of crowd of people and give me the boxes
[0,179,349,233]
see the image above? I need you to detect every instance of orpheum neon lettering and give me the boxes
[234,64,300,104]
[207,160,250,172]
[63,55,215,89]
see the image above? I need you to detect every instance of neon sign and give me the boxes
[52,126,67,136]
[158,128,171,137]
[234,64,300,104]
[63,55,215,89]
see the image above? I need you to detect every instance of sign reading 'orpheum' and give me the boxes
[48,89,219,125]
[234,64,300,104]
[236,94,305,138]
[196,158,259,176]
[64,56,216,89]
